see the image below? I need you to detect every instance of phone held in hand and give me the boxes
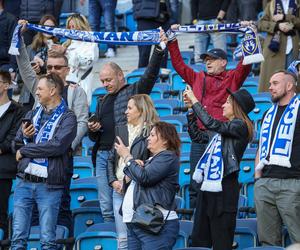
[22,118,32,128]
[88,114,99,123]
[30,61,37,67]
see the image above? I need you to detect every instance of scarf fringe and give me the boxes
[243,53,264,65]
[201,181,223,192]
[192,168,204,183]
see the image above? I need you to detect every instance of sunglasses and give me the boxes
[46,65,68,70]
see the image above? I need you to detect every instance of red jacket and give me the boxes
[168,40,252,130]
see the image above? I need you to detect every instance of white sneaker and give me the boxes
[105,48,115,58]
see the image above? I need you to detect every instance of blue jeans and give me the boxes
[113,190,127,250]
[96,150,114,222]
[88,0,117,49]
[11,178,63,250]
[194,19,227,62]
[127,219,179,250]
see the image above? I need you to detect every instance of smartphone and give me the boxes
[88,114,99,123]
[22,118,32,128]
[185,85,192,91]
[30,61,37,67]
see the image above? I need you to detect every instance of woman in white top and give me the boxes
[63,14,99,104]
[107,94,159,250]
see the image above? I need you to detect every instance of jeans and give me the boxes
[113,190,127,250]
[169,0,179,24]
[11,178,63,250]
[96,150,114,222]
[88,0,117,49]
[127,219,179,250]
[194,19,227,62]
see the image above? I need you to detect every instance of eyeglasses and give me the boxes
[46,65,68,71]
[0,80,8,84]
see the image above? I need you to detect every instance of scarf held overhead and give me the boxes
[175,23,264,65]
[256,95,299,171]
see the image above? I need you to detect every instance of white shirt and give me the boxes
[122,180,136,223]
[281,0,293,54]
[0,101,11,118]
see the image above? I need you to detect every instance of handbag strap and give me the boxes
[164,210,171,222]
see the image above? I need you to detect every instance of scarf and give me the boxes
[193,134,224,192]
[9,23,163,55]
[287,60,300,75]
[24,99,67,178]
[256,95,299,171]
[169,23,264,65]
[268,0,297,52]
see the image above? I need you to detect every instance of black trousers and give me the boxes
[191,174,240,250]
[0,179,13,239]
[136,19,170,68]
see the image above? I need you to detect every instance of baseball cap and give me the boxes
[200,48,227,61]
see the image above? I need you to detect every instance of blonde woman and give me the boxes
[52,13,99,104]
[107,94,159,250]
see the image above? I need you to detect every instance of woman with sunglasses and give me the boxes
[183,87,255,250]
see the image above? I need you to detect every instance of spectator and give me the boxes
[163,25,252,208]
[19,0,63,45]
[80,0,117,58]
[191,0,230,63]
[88,36,165,223]
[0,70,24,239]
[115,121,180,249]
[3,0,21,18]
[184,87,255,249]
[0,0,17,76]
[16,20,89,235]
[132,0,171,68]
[258,0,300,92]
[56,13,99,105]
[107,94,159,250]
[254,70,300,245]
[287,60,300,93]
[11,73,77,250]
[19,14,59,113]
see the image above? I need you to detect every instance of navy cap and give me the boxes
[200,48,227,61]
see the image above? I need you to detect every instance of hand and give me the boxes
[183,89,198,105]
[33,56,45,67]
[10,72,16,81]
[31,63,41,74]
[135,159,144,167]
[159,27,168,46]
[279,22,293,32]
[48,44,66,56]
[272,14,284,22]
[16,150,23,161]
[18,19,28,33]
[79,0,85,5]
[171,24,180,31]
[114,136,130,159]
[22,123,35,138]
[88,121,101,132]
[112,180,123,194]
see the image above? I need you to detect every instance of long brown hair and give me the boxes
[31,15,58,51]
[230,96,254,141]
[153,121,181,156]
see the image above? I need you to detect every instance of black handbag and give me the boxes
[131,204,170,235]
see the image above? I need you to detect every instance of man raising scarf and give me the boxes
[11,73,77,250]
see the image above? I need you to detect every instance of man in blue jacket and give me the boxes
[11,72,77,250]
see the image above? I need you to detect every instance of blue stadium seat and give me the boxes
[81,136,95,157]
[242,76,259,94]
[175,195,185,210]
[234,218,258,249]
[160,115,187,132]
[239,148,256,184]
[170,71,186,91]
[70,180,98,210]
[27,225,69,250]
[237,194,248,219]
[179,132,192,154]
[167,51,194,69]
[75,223,117,250]
[226,61,238,70]
[73,159,94,181]
[0,228,3,240]
[90,87,107,113]
[154,99,182,116]
[73,207,104,237]
[173,220,193,248]
[150,83,171,100]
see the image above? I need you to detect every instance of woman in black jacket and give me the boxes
[114,121,180,250]
[183,87,255,250]
[107,94,159,250]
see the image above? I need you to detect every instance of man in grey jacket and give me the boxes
[16,26,89,234]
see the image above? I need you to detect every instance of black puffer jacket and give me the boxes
[0,101,24,179]
[192,102,249,176]
[124,150,179,210]
[132,0,171,21]
[107,125,150,185]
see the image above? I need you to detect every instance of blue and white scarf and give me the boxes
[24,99,67,178]
[9,23,162,55]
[193,134,224,192]
[173,23,264,65]
[256,95,299,171]
[287,60,300,75]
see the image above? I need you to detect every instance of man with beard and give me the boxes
[254,70,300,246]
